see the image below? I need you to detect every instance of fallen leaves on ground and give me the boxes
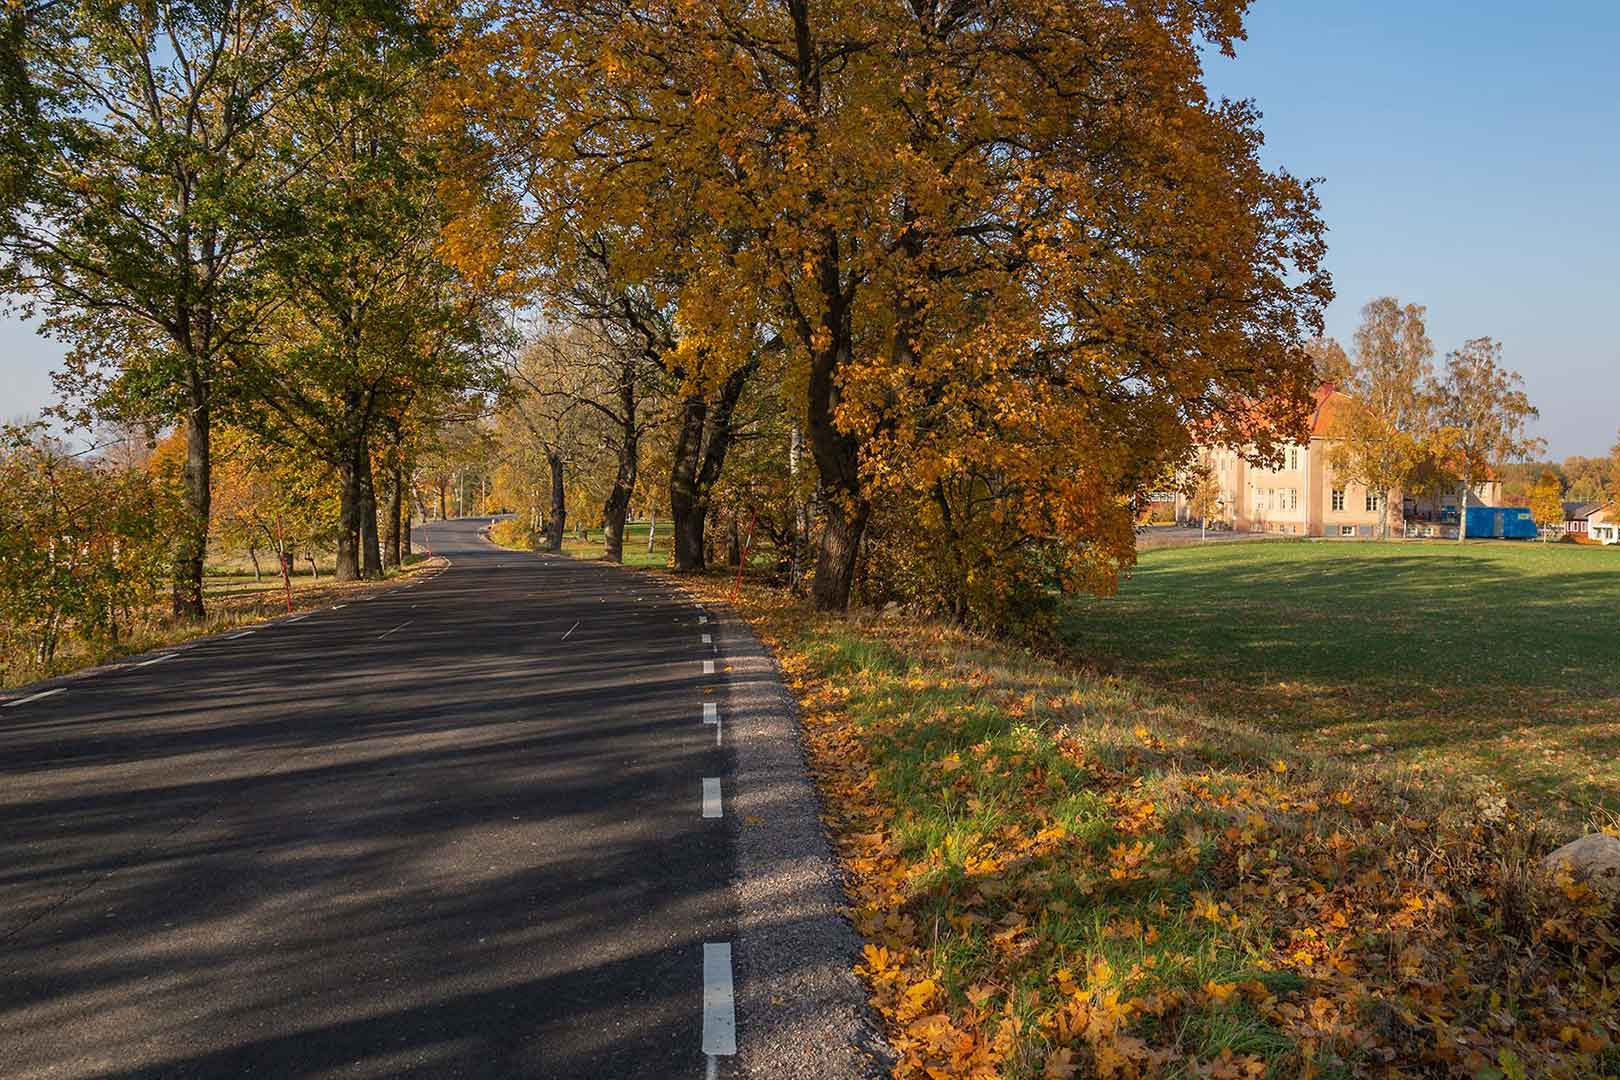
[695,578,1620,1079]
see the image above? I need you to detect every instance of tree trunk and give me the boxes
[1457,474,1471,542]
[669,358,759,573]
[172,407,210,618]
[727,517,742,566]
[601,411,639,564]
[402,494,413,558]
[806,327,869,611]
[602,483,631,562]
[383,460,403,570]
[335,456,364,581]
[248,545,262,582]
[437,481,447,521]
[545,452,566,553]
[360,454,384,580]
[789,423,810,588]
[670,393,707,571]
[812,497,869,612]
[647,508,657,554]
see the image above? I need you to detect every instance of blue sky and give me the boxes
[1205,1,1620,458]
[4,1,1618,456]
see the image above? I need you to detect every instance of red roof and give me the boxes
[1309,383,1353,438]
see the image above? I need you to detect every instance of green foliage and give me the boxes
[0,424,181,668]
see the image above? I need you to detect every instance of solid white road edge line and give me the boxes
[702,942,737,1062]
[562,620,580,641]
[135,654,176,668]
[3,687,65,709]
[703,659,715,676]
[702,777,722,819]
[226,630,255,640]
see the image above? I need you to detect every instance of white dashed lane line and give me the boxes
[702,778,723,819]
[702,702,721,746]
[703,660,715,676]
[226,630,255,640]
[134,654,177,668]
[703,942,737,1070]
[701,633,712,645]
[377,621,411,640]
[283,614,310,624]
[562,620,580,641]
[3,687,65,709]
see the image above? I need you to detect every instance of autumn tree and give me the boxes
[495,335,600,552]
[528,305,667,563]
[441,0,1330,620]
[209,425,338,582]
[1306,336,1353,386]
[0,0,360,617]
[1329,299,1437,540]
[1528,470,1564,541]
[1435,338,1542,541]
[236,19,499,580]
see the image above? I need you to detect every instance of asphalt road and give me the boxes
[0,519,743,1078]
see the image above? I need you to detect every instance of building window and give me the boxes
[1287,447,1300,470]
[1331,488,1345,512]
[1365,492,1382,513]
[1340,525,1355,537]
[1288,488,1299,511]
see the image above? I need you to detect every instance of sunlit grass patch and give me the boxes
[1061,540,1620,821]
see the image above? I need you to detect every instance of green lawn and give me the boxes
[557,521,673,568]
[1061,539,1620,821]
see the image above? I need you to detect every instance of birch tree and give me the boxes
[1329,299,1437,540]
[1436,338,1542,541]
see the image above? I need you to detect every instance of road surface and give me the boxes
[0,519,832,1078]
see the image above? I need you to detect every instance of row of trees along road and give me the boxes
[1,0,506,617]
[435,0,1333,632]
[1310,298,1543,541]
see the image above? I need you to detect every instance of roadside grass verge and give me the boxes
[1,554,441,690]
[1061,540,1620,823]
[696,579,1619,1079]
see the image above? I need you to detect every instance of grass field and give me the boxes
[1061,540,1620,821]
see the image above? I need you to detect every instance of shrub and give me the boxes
[0,424,180,668]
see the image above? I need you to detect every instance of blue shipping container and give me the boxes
[1464,505,1538,539]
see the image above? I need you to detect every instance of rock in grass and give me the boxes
[1543,833,1620,894]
